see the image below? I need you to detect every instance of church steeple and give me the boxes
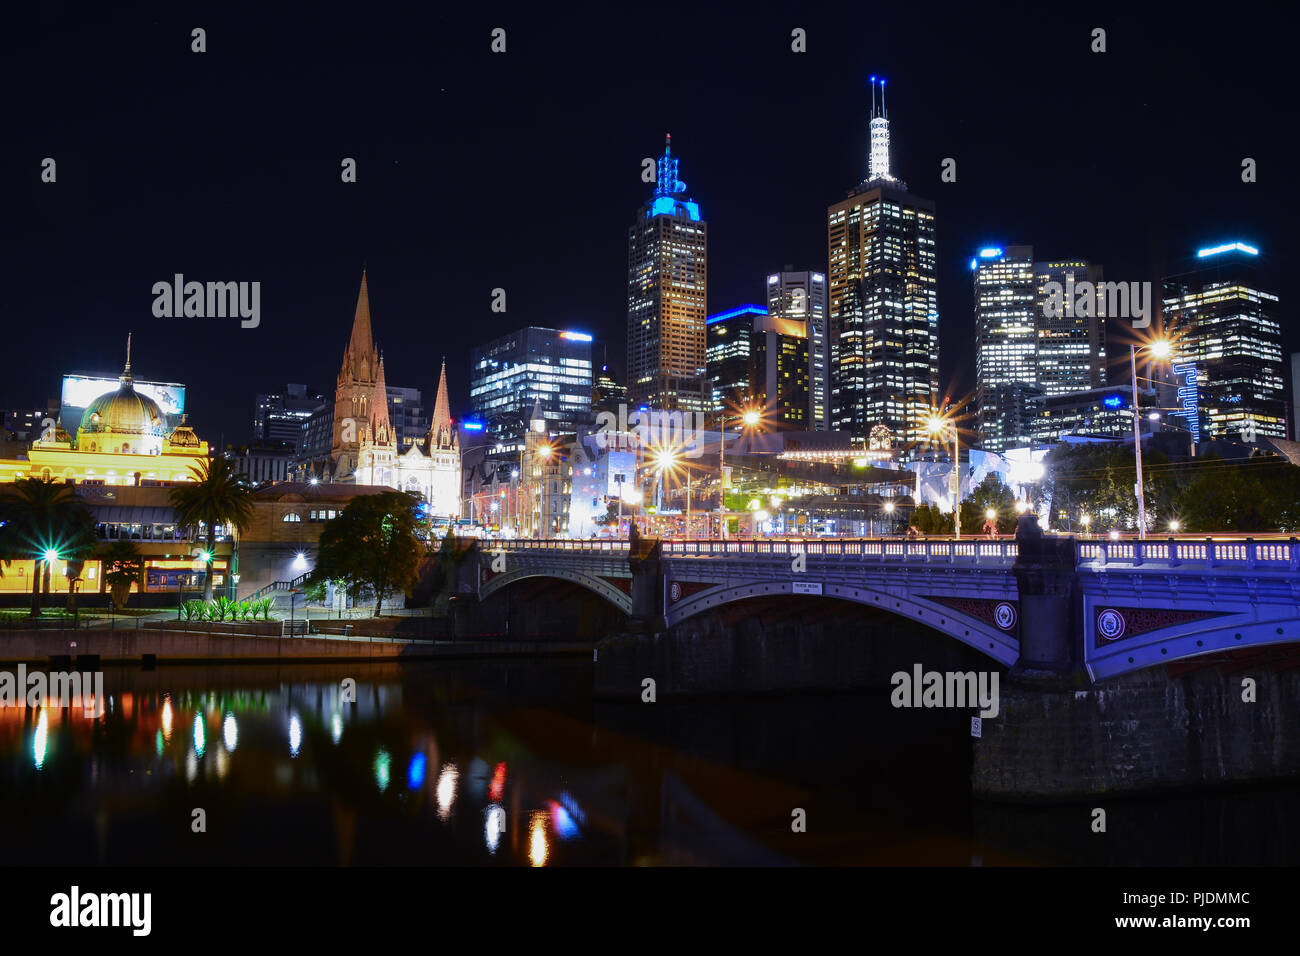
[429,358,456,450]
[348,269,375,358]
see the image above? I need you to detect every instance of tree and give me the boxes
[101,539,146,611]
[910,502,953,535]
[170,456,254,600]
[313,491,423,616]
[0,478,97,617]
[966,474,1017,533]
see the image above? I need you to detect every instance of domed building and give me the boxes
[0,339,230,605]
[75,361,169,455]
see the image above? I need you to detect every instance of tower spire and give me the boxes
[121,332,134,385]
[655,133,686,197]
[431,357,453,437]
[867,76,895,184]
[349,269,375,358]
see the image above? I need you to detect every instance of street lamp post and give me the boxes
[1131,338,1171,540]
[925,413,961,539]
[718,406,760,540]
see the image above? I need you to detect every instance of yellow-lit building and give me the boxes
[0,354,231,600]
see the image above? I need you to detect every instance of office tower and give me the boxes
[751,313,810,429]
[470,326,594,458]
[1162,242,1284,441]
[706,305,764,413]
[385,385,430,451]
[1034,259,1107,395]
[827,79,938,448]
[627,135,709,413]
[253,384,326,447]
[973,246,1040,452]
[592,349,628,416]
[767,269,829,429]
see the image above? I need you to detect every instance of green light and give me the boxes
[43,549,59,563]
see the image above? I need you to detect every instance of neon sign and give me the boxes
[1171,362,1200,443]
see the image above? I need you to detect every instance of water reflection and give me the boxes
[0,660,1295,867]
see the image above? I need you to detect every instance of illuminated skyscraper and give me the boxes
[827,78,938,447]
[706,305,763,413]
[627,135,709,413]
[766,269,829,430]
[974,246,1039,452]
[1162,243,1283,441]
[1034,258,1107,396]
[470,326,594,458]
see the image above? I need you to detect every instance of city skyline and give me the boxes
[3,6,1291,448]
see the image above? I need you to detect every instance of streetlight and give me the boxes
[1169,519,1181,533]
[925,411,961,539]
[1131,337,1172,539]
[1080,513,1091,534]
[718,404,761,539]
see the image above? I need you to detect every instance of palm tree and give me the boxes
[100,539,146,611]
[170,457,254,600]
[0,478,97,617]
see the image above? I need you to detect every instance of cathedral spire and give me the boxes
[431,358,452,434]
[348,269,375,359]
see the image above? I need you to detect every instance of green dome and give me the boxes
[76,370,167,454]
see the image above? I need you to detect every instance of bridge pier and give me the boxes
[1009,523,1085,683]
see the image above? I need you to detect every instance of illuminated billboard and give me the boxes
[60,374,187,436]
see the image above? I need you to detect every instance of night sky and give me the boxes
[3,2,1293,448]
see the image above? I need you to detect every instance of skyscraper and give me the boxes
[766,269,829,430]
[751,313,810,430]
[705,304,764,413]
[974,246,1040,452]
[627,135,709,413]
[827,79,938,448]
[1162,243,1284,441]
[469,326,593,458]
[1034,258,1107,396]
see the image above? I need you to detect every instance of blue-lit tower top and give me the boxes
[647,133,700,221]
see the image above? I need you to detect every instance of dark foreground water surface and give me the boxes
[2,658,1298,866]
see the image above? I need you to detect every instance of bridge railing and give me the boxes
[495,538,1020,563]
[1078,537,1300,570]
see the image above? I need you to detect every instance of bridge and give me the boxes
[473,533,1300,680]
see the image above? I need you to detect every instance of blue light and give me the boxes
[1102,395,1123,409]
[408,752,427,789]
[648,196,701,221]
[462,420,484,431]
[560,330,593,342]
[979,247,1002,258]
[707,304,769,325]
[969,258,977,270]
[880,78,886,86]
[1197,242,1259,258]
[869,75,876,82]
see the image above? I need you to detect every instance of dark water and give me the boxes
[2,658,1297,866]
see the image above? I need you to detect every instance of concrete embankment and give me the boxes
[0,627,592,664]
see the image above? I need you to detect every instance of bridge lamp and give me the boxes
[1131,335,1175,540]
[742,408,761,428]
[1168,519,1181,532]
[43,548,60,564]
[1108,530,1120,541]
[883,501,895,513]
[985,508,996,520]
[1149,338,1173,360]
[1014,501,1028,515]
[1080,514,1091,529]
[536,443,553,461]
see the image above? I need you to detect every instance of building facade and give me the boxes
[469,326,593,459]
[253,384,326,446]
[1034,258,1107,396]
[627,135,709,413]
[1162,243,1284,442]
[705,305,763,413]
[766,269,829,430]
[827,86,938,447]
[974,246,1038,452]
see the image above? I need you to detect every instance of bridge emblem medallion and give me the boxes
[994,602,1018,631]
[1091,606,1231,647]
[1097,608,1127,641]
[924,595,1020,632]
